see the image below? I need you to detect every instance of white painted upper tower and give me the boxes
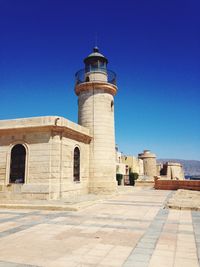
[75,47,118,193]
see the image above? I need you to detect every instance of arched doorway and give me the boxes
[73,147,80,182]
[9,144,26,184]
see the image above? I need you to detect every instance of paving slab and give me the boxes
[0,187,199,267]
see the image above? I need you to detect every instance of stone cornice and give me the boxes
[0,125,92,144]
[75,81,118,96]
[53,126,92,144]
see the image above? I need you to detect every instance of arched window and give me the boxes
[10,144,26,184]
[73,147,80,182]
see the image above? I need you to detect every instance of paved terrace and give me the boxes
[0,187,199,267]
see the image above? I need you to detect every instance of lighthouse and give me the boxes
[75,47,118,193]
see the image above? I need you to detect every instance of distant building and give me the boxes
[159,162,184,180]
[115,147,126,176]
[120,150,185,182]
[138,150,157,180]
[121,155,144,176]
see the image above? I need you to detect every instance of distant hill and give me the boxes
[158,159,200,176]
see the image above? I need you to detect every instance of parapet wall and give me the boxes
[154,178,200,191]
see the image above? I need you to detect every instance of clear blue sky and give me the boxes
[0,0,199,160]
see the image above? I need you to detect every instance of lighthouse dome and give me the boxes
[84,47,108,65]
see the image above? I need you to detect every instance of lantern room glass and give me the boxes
[85,60,107,73]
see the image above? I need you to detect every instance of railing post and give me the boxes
[75,69,117,86]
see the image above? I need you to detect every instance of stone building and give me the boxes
[0,47,118,200]
[121,150,185,182]
[159,162,184,180]
[115,147,126,177]
[138,150,157,180]
[121,155,144,177]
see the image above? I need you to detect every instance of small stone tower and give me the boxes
[138,150,157,179]
[75,47,118,193]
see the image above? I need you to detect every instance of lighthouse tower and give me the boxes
[75,47,118,193]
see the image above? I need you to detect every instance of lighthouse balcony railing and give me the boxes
[75,68,117,86]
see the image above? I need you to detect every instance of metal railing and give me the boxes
[75,68,117,85]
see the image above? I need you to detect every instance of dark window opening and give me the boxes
[111,100,114,111]
[10,144,26,184]
[85,76,90,82]
[73,147,80,182]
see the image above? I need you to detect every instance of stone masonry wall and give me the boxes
[166,164,184,180]
[0,129,89,200]
[143,157,157,178]
[0,130,51,200]
[78,88,117,193]
[49,132,89,200]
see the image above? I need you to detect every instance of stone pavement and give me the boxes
[0,187,199,267]
[167,189,200,211]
